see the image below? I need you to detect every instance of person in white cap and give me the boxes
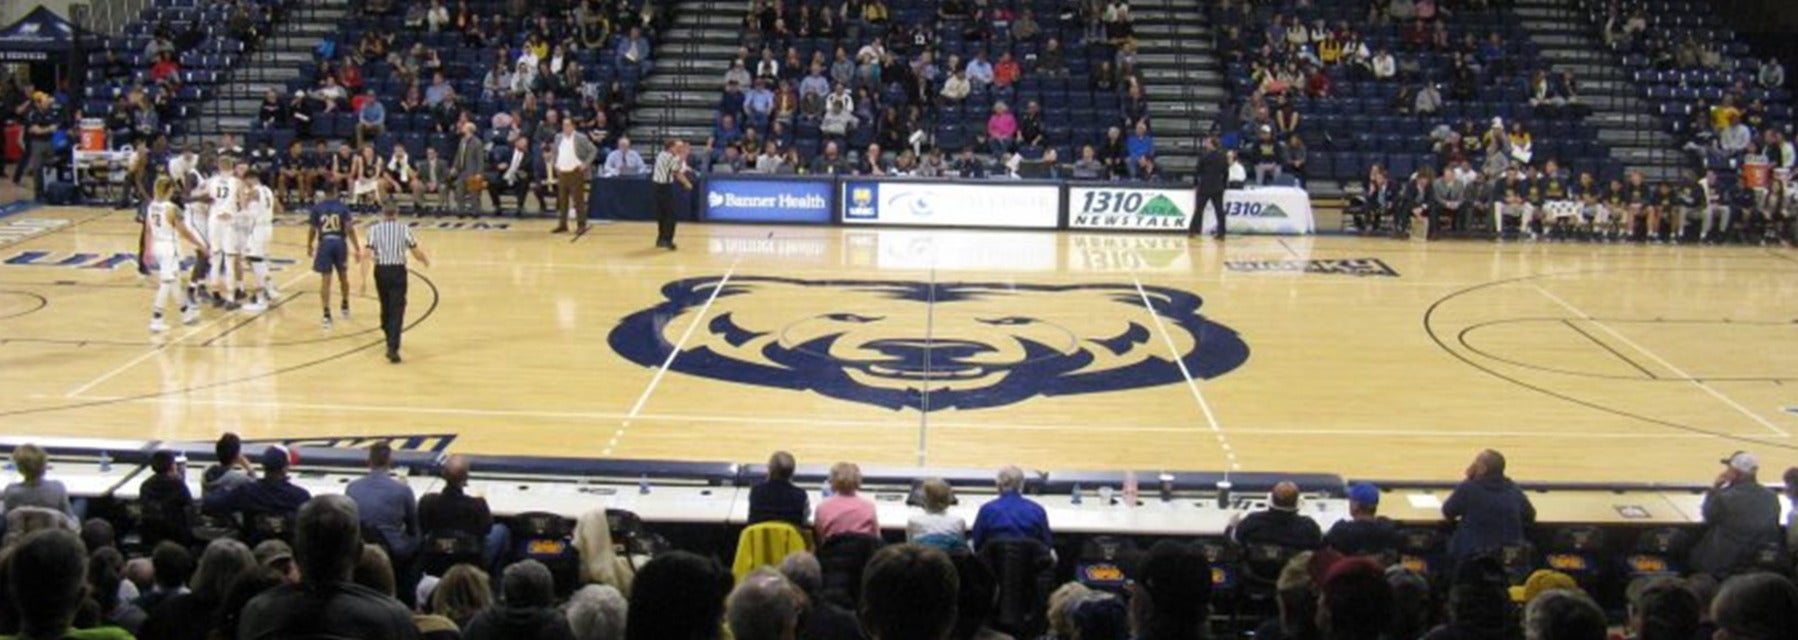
[1690,451,1781,576]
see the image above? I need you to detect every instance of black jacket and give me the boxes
[462,605,574,640]
[1197,149,1229,193]
[747,479,809,527]
[1233,509,1323,550]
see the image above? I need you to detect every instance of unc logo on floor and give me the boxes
[608,276,1250,411]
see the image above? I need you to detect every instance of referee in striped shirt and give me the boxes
[364,205,430,363]
[652,139,693,250]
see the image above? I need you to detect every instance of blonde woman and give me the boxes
[813,462,879,541]
[3,444,76,521]
[905,478,966,551]
[430,564,492,629]
[572,508,636,596]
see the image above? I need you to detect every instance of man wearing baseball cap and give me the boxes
[1690,451,1780,576]
[1324,482,1399,557]
[202,445,312,527]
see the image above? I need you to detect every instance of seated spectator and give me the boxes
[814,462,879,542]
[1692,452,1780,576]
[1314,557,1392,640]
[810,142,850,175]
[140,539,258,640]
[1443,449,1535,560]
[565,584,627,640]
[625,551,731,640]
[1371,48,1396,80]
[905,478,966,551]
[463,560,573,640]
[1131,541,1209,640]
[1135,155,1162,182]
[356,90,387,147]
[3,443,76,522]
[430,564,492,629]
[5,529,90,640]
[775,552,859,640]
[203,446,312,523]
[1416,82,1443,116]
[1244,126,1285,185]
[986,102,1018,154]
[994,52,1022,88]
[1422,556,1510,640]
[150,52,180,83]
[821,100,855,138]
[1759,58,1786,90]
[1231,481,1323,550]
[1071,145,1105,180]
[573,507,636,596]
[237,495,415,640]
[970,465,1051,550]
[616,27,652,75]
[747,451,808,527]
[940,70,971,103]
[1387,567,1433,640]
[346,442,418,568]
[1325,482,1397,556]
[1523,590,1606,640]
[418,454,507,569]
[1124,122,1155,179]
[859,545,959,640]
[602,137,646,177]
[965,52,995,88]
[138,449,193,546]
[726,568,804,640]
[1710,573,1798,639]
[858,143,889,176]
[135,541,196,611]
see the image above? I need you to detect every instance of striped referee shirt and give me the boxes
[365,219,416,266]
[652,150,684,184]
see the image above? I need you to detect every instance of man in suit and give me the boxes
[1395,168,1437,239]
[486,135,536,216]
[551,118,600,233]
[415,146,452,213]
[1193,136,1230,240]
[451,123,485,214]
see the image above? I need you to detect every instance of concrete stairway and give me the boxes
[197,0,352,137]
[1512,0,1686,181]
[1133,0,1226,177]
[626,1,743,145]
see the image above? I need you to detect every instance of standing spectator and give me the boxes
[1231,482,1323,550]
[236,496,417,640]
[625,552,732,640]
[20,91,58,199]
[859,545,960,640]
[3,443,76,522]
[970,465,1051,550]
[463,560,574,640]
[1443,449,1536,560]
[1691,452,1781,576]
[346,442,419,570]
[814,462,879,542]
[747,451,809,527]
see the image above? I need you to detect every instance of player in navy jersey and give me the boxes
[307,200,361,329]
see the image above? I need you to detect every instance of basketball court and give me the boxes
[0,202,1794,485]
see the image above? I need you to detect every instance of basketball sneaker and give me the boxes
[149,318,169,333]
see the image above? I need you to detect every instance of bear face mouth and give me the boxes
[845,339,997,380]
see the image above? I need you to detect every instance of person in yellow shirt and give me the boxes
[1711,97,1742,132]
[1319,33,1344,65]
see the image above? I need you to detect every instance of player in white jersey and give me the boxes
[204,157,244,309]
[239,173,280,311]
[180,164,213,306]
[143,178,206,332]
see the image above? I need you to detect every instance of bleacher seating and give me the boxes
[83,0,288,144]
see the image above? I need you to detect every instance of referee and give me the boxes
[364,205,430,363]
[651,138,693,250]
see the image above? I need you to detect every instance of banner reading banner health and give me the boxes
[702,177,835,223]
[841,180,1061,229]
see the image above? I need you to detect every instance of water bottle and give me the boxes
[638,473,651,495]
[1158,473,1175,503]
[820,480,833,499]
[99,451,112,473]
[1070,483,1083,505]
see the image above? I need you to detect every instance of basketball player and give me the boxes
[350,144,384,205]
[306,200,360,329]
[203,157,244,309]
[239,173,280,312]
[143,177,205,332]
[178,154,213,306]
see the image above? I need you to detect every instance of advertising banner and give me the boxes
[1199,187,1316,235]
[1067,185,1196,232]
[702,177,835,223]
[840,180,1061,228]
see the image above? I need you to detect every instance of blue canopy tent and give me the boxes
[0,6,85,63]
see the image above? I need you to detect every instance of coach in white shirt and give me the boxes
[552,119,599,233]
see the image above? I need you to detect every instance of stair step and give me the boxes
[656,44,739,59]
[638,91,727,108]
[1134,24,1210,37]
[676,14,742,27]
[1139,67,1221,83]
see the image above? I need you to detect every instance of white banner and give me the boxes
[1067,186,1196,231]
[841,180,1061,228]
[1199,187,1316,235]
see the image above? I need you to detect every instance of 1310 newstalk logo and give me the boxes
[1069,187,1195,230]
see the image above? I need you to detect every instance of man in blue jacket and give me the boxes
[1442,449,1535,560]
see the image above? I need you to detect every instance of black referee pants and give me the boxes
[374,264,408,354]
[1193,190,1226,238]
[654,182,677,245]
